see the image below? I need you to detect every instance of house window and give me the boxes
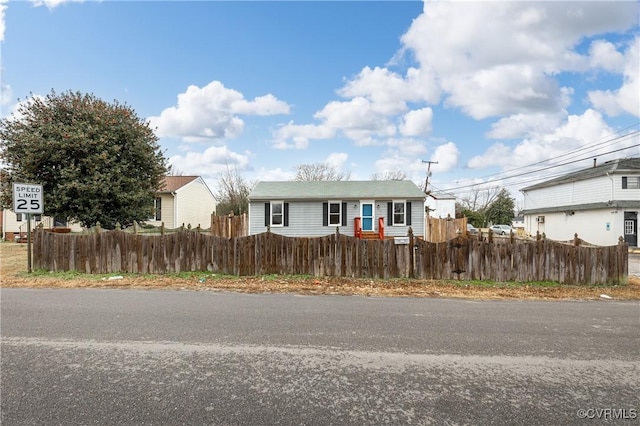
[393,201,406,225]
[34,214,42,222]
[387,201,412,227]
[16,213,22,222]
[329,201,341,226]
[323,201,346,227]
[622,176,640,189]
[271,201,284,227]
[151,197,162,221]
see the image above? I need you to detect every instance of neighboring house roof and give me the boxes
[427,191,456,200]
[521,157,640,191]
[159,176,199,193]
[249,180,426,200]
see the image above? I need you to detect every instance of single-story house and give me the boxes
[521,157,639,247]
[146,176,217,229]
[247,180,426,239]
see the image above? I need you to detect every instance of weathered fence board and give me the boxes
[33,229,629,285]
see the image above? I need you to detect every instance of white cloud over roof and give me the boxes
[148,81,290,142]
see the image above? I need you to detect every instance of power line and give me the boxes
[439,136,639,193]
[466,128,639,184]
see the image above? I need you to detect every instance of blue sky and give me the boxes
[1,0,639,208]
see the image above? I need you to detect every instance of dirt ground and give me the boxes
[1,243,639,300]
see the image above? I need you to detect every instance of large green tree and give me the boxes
[0,90,169,229]
[485,188,516,225]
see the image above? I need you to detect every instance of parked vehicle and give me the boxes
[467,223,479,235]
[490,224,512,235]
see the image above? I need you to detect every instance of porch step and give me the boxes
[360,232,380,240]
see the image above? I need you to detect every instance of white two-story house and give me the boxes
[521,157,639,247]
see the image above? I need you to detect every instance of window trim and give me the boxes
[151,197,162,221]
[328,200,342,227]
[622,176,640,189]
[392,200,406,226]
[270,200,284,227]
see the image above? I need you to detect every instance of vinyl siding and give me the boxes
[523,208,627,246]
[249,200,424,238]
[146,194,176,228]
[523,176,617,210]
[174,178,216,229]
[2,210,83,240]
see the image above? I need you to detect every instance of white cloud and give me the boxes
[468,109,634,170]
[271,64,440,148]
[149,81,290,142]
[1,83,12,107]
[251,167,292,182]
[444,64,561,120]
[399,107,432,137]
[588,39,626,72]
[313,97,396,145]
[169,145,251,180]
[30,0,85,9]
[588,36,640,117]
[272,121,335,150]
[401,1,638,119]
[0,0,7,42]
[325,152,348,171]
[429,142,460,173]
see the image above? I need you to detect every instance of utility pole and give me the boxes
[422,160,438,194]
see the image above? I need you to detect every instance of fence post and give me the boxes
[574,233,580,246]
[408,227,414,278]
[160,222,165,235]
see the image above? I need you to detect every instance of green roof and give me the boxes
[249,180,426,200]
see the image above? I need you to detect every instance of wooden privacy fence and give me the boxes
[33,229,629,285]
[426,216,467,243]
[210,213,248,238]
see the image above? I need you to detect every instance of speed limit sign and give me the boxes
[13,183,44,214]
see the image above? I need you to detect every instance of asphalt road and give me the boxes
[2,289,639,425]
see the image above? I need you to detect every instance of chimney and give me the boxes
[593,158,597,168]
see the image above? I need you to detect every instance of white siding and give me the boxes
[146,194,176,228]
[249,200,424,238]
[2,210,83,240]
[425,198,455,219]
[524,208,628,246]
[523,176,619,210]
[174,178,216,229]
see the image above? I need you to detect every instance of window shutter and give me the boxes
[284,203,289,227]
[155,197,162,221]
[323,202,328,226]
[341,202,347,226]
[387,202,393,226]
[622,177,628,189]
[264,203,270,227]
[406,202,412,226]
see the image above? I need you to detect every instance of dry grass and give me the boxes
[1,243,639,300]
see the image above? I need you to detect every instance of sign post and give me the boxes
[13,183,44,273]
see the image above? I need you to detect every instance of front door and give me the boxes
[624,211,638,247]
[361,203,374,232]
